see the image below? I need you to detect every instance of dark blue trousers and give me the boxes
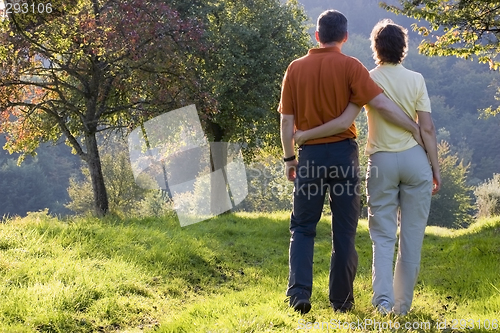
[286,139,360,310]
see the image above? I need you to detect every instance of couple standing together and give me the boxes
[279,10,441,315]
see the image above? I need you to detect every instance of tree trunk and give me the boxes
[207,121,232,215]
[85,132,109,216]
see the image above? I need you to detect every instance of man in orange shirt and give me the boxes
[279,9,422,314]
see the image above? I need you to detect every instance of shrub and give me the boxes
[134,190,175,218]
[474,173,500,218]
[236,146,293,212]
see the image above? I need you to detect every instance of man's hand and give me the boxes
[293,130,307,146]
[285,160,298,181]
[432,172,441,195]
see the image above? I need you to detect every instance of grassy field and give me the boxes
[0,210,499,332]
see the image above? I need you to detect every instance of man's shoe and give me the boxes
[376,300,392,315]
[289,292,311,314]
[331,302,353,313]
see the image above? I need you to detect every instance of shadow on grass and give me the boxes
[73,213,295,297]
[49,211,375,309]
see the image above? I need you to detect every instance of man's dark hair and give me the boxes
[316,10,347,44]
[370,19,408,65]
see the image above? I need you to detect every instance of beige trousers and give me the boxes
[367,145,433,314]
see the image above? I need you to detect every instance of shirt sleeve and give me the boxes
[416,74,432,112]
[278,67,294,115]
[348,59,383,106]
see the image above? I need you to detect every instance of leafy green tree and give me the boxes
[381,0,500,115]
[167,0,311,214]
[199,0,311,149]
[162,0,310,149]
[428,141,474,228]
[0,0,208,216]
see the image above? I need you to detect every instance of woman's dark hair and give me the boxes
[316,10,348,44]
[370,19,408,65]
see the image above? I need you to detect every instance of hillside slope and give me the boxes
[0,211,498,332]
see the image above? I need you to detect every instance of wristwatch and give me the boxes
[283,155,296,162]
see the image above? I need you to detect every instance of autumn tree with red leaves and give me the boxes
[0,0,209,215]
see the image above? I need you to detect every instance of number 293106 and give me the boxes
[3,2,53,15]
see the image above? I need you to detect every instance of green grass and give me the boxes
[0,210,499,332]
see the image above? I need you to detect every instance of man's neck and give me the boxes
[319,41,343,50]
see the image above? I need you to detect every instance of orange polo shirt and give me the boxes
[278,46,383,144]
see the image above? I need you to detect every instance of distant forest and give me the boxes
[300,0,500,182]
[1,0,499,217]
[0,136,79,217]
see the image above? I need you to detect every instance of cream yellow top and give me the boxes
[365,64,431,155]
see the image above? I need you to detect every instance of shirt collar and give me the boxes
[308,46,341,55]
[378,63,403,68]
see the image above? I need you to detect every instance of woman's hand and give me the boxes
[294,130,307,146]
